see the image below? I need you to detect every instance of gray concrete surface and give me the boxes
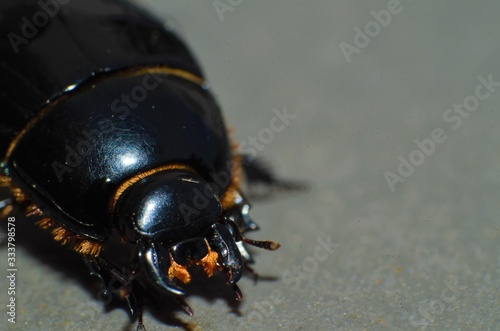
[1,0,499,330]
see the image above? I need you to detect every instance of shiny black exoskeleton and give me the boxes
[0,0,293,328]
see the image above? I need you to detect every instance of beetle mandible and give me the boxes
[0,0,296,328]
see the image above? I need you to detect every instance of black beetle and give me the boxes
[0,0,298,329]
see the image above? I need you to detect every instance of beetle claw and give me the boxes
[244,263,259,284]
[231,284,243,301]
[175,297,194,316]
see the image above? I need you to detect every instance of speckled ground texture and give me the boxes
[1,1,499,330]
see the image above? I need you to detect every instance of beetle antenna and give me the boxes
[241,237,281,251]
[223,218,281,250]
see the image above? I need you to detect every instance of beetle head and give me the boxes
[114,169,249,297]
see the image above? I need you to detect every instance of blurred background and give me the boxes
[1,0,499,330]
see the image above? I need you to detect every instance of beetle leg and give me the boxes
[244,263,259,284]
[175,297,194,316]
[83,256,142,320]
[94,257,135,285]
[83,256,114,303]
[136,307,146,331]
[231,284,243,301]
[125,290,140,320]
[128,285,145,331]
[225,194,259,234]
[100,260,144,327]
